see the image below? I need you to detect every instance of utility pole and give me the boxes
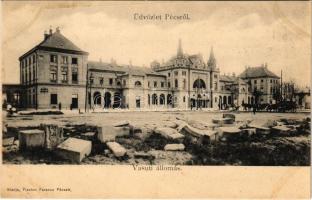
[84,64,89,113]
[280,70,283,102]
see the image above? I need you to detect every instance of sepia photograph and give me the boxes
[1,1,311,198]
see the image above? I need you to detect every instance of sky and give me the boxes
[1,1,311,86]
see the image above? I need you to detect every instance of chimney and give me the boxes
[232,72,236,77]
[44,30,49,40]
[264,62,268,68]
[56,27,60,33]
[49,26,53,35]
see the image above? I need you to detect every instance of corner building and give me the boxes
[19,28,88,109]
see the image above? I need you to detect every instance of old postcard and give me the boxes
[1,1,311,199]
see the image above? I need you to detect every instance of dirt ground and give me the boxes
[2,110,311,165]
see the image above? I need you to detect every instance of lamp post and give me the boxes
[89,72,94,110]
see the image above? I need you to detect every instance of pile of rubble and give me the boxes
[2,114,311,165]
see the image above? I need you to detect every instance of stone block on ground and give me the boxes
[162,121,178,128]
[134,152,155,160]
[3,137,14,147]
[271,126,292,136]
[255,126,271,135]
[81,132,97,140]
[248,119,277,128]
[179,125,218,141]
[40,124,64,149]
[97,126,130,143]
[164,144,185,151]
[222,113,236,121]
[212,118,234,125]
[56,137,92,162]
[218,127,242,142]
[106,142,127,157]
[241,128,256,136]
[18,129,45,150]
[154,127,184,140]
[113,121,130,127]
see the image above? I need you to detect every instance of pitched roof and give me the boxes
[239,66,279,79]
[38,31,84,52]
[220,75,238,82]
[88,61,165,77]
[19,30,88,60]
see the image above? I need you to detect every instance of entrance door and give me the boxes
[136,97,140,108]
[71,94,78,109]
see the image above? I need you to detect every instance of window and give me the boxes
[261,79,263,83]
[72,57,78,65]
[50,66,57,82]
[254,80,257,84]
[175,79,178,88]
[109,78,113,85]
[62,56,68,64]
[221,86,224,91]
[182,71,186,76]
[214,82,217,90]
[161,82,164,88]
[50,55,57,63]
[270,79,272,83]
[168,73,171,77]
[154,81,157,88]
[214,74,218,79]
[135,81,141,87]
[148,81,150,87]
[29,57,31,65]
[33,66,35,80]
[123,80,126,86]
[50,94,58,105]
[100,77,104,85]
[174,71,178,76]
[183,96,186,102]
[33,55,36,63]
[183,79,186,89]
[72,67,78,83]
[168,82,171,88]
[260,87,264,90]
[61,67,68,83]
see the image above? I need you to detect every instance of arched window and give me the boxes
[160,94,165,105]
[152,94,158,105]
[134,81,142,87]
[193,79,206,89]
[93,91,101,105]
[167,94,172,105]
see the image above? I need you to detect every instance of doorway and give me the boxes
[71,94,78,109]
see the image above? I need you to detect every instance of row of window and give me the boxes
[50,55,78,65]
[90,77,115,86]
[50,66,78,83]
[21,54,37,68]
[168,71,187,77]
[254,79,278,84]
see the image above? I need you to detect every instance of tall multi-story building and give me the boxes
[12,28,282,110]
[239,65,280,104]
[19,27,89,109]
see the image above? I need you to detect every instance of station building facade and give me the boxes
[15,28,281,110]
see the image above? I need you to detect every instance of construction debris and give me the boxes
[179,124,218,141]
[56,137,92,163]
[3,137,14,147]
[18,129,45,150]
[40,124,64,149]
[164,144,185,151]
[97,126,130,143]
[154,127,184,140]
[106,142,127,157]
[134,152,155,160]
[113,121,130,127]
